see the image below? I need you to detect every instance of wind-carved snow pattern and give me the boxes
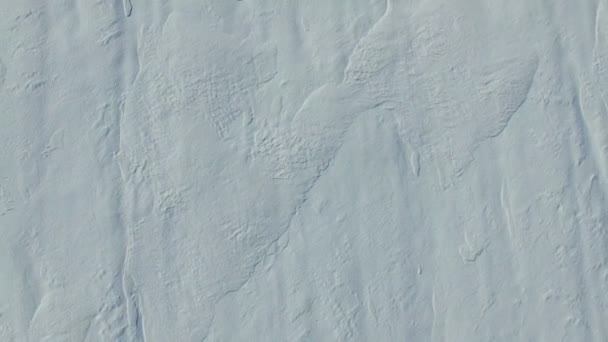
[117,6,403,337]
[3,0,608,341]
[344,2,538,186]
[253,84,377,181]
[160,12,257,140]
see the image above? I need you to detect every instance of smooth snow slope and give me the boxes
[1,0,608,341]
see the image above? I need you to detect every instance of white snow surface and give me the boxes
[1,0,608,341]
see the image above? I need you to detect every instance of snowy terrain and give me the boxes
[1,0,608,341]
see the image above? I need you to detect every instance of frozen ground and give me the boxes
[1,0,608,341]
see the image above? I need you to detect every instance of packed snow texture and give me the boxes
[1,0,608,341]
